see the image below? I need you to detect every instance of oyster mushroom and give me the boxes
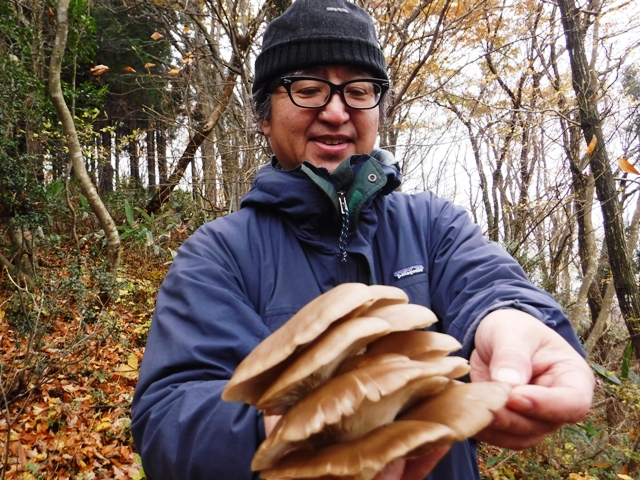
[258,305,443,414]
[259,420,456,480]
[222,283,407,404]
[366,330,462,360]
[400,381,512,441]
[253,356,469,470]
[256,316,393,414]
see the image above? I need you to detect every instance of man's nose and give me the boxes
[319,91,350,123]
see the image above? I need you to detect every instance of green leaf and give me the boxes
[629,371,640,387]
[119,228,136,240]
[130,466,146,480]
[79,194,90,210]
[135,206,153,224]
[590,362,621,385]
[135,227,149,242]
[47,179,65,198]
[486,448,508,467]
[575,422,600,436]
[564,425,594,444]
[125,200,135,226]
[620,341,633,380]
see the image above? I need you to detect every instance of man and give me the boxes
[131,1,595,479]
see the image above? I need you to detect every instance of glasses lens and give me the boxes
[289,79,331,108]
[287,78,383,109]
[343,81,381,108]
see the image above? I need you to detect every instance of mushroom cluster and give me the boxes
[222,283,511,480]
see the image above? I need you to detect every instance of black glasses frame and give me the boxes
[274,76,389,110]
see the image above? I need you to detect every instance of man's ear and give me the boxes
[259,119,271,137]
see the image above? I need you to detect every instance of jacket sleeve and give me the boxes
[420,192,583,359]
[131,220,271,480]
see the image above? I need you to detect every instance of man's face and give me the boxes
[260,65,380,173]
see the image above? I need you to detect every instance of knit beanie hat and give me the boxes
[252,0,388,95]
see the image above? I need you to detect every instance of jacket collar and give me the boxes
[240,151,402,231]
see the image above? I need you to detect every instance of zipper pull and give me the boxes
[338,191,349,263]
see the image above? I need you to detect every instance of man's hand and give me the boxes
[372,447,450,480]
[471,309,595,449]
[264,415,450,480]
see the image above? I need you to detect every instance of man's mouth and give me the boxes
[318,138,348,146]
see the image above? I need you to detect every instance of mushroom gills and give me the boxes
[252,356,469,471]
[223,283,407,405]
[259,420,456,480]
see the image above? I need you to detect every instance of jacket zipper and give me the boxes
[338,191,349,264]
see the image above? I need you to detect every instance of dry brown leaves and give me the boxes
[0,247,167,479]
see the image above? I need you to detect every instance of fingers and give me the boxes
[264,414,282,436]
[506,383,593,424]
[474,404,561,450]
[372,446,451,480]
[474,424,553,450]
[374,458,405,480]
[403,446,450,480]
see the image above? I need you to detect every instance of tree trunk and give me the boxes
[129,120,141,188]
[48,0,120,275]
[557,0,640,356]
[147,123,156,189]
[114,126,121,187]
[157,127,167,187]
[202,135,218,208]
[99,127,113,193]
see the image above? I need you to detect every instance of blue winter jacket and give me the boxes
[131,151,583,480]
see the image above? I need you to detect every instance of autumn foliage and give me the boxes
[1,0,640,478]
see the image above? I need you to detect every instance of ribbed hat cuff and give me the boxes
[252,38,388,93]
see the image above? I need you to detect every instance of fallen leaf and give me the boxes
[90,65,109,76]
[618,157,640,175]
[568,474,597,480]
[116,354,139,379]
[16,473,36,480]
[151,32,164,40]
[18,442,27,466]
[617,475,634,480]
[96,421,112,432]
[587,136,597,155]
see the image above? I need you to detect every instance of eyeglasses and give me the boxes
[273,76,389,110]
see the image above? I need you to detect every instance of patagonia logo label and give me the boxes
[393,265,425,280]
[326,7,349,13]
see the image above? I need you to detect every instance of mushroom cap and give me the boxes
[361,303,438,331]
[252,356,468,471]
[251,355,469,470]
[400,381,512,441]
[257,306,444,414]
[252,375,451,471]
[222,284,407,404]
[256,316,392,415]
[336,352,414,375]
[366,330,462,360]
[259,420,456,480]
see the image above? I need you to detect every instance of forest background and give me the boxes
[1,0,639,478]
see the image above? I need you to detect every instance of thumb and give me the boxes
[490,352,532,387]
[476,310,538,387]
